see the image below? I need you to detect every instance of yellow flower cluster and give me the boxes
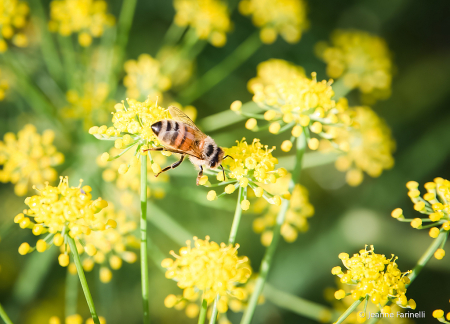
[327,101,395,186]
[332,246,415,311]
[433,307,450,323]
[316,29,393,101]
[0,124,64,196]
[15,177,113,267]
[78,204,138,283]
[89,97,170,173]
[123,54,172,101]
[48,0,115,47]
[324,284,413,324]
[164,275,262,322]
[97,147,168,203]
[173,0,231,47]
[157,46,194,88]
[391,178,450,260]
[205,138,286,210]
[162,236,252,307]
[49,315,106,324]
[62,82,115,129]
[253,183,314,246]
[238,0,308,44]
[0,67,9,100]
[0,0,30,52]
[247,59,305,91]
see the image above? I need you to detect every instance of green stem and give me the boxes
[408,231,448,284]
[32,0,63,84]
[241,133,306,324]
[198,298,208,324]
[58,35,77,90]
[65,268,79,317]
[228,186,243,244]
[162,22,186,47]
[263,283,338,322]
[179,31,262,104]
[141,155,150,324]
[335,297,365,324]
[67,237,100,324]
[0,303,13,324]
[209,295,220,324]
[332,78,351,99]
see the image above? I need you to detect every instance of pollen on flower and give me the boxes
[0,125,64,196]
[49,0,115,46]
[239,0,308,44]
[316,29,393,102]
[332,245,414,311]
[173,0,231,47]
[162,236,252,306]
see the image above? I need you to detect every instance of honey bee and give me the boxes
[147,106,232,185]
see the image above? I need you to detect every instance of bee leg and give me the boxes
[220,165,226,181]
[144,147,165,152]
[196,166,203,186]
[155,154,185,177]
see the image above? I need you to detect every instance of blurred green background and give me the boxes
[1,0,450,323]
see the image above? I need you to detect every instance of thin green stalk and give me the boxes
[198,298,208,324]
[209,295,220,324]
[67,237,100,324]
[263,283,338,322]
[0,303,13,324]
[179,32,262,104]
[162,22,186,47]
[58,35,77,90]
[141,155,150,324]
[32,0,63,84]
[331,78,351,99]
[228,186,243,244]
[241,132,306,324]
[65,268,79,318]
[334,297,365,324]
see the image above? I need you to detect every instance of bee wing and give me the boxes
[168,106,200,131]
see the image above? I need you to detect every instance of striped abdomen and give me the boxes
[151,120,198,152]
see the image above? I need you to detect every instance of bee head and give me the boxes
[209,146,224,169]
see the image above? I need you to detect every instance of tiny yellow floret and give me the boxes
[429,227,440,238]
[391,208,403,218]
[434,249,445,260]
[241,200,250,210]
[433,310,444,318]
[59,253,70,267]
[18,242,30,255]
[36,239,47,252]
[410,218,422,229]
[225,184,236,194]
[207,190,217,201]
[281,140,292,152]
[230,100,242,111]
[245,118,257,130]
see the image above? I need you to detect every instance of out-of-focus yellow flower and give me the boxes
[332,246,415,311]
[123,54,172,101]
[0,68,8,100]
[247,59,305,92]
[48,0,115,46]
[157,46,195,88]
[432,306,450,323]
[316,29,393,102]
[79,204,138,282]
[253,179,314,246]
[173,0,231,47]
[97,147,169,200]
[14,176,112,267]
[162,236,252,305]
[324,283,415,324]
[0,0,30,52]
[0,124,64,196]
[324,100,395,186]
[51,315,106,324]
[239,0,308,44]
[392,178,450,259]
[61,82,115,129]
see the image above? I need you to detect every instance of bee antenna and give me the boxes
[223,155,234,160]
[220,165,226,182]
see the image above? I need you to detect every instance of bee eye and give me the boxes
[151,122,162,135]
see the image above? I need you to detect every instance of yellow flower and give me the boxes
[239,0,308,44]
[51,315,106,324]
[173,0,231,47]
[79,204,138,281]
[316,29,393,102]
[61,83,115,129]
[123,54,172,101]
[252,178,314,246]
[0,0,30,51]
[49,0,115,46]
[247,59,305,91]
[0,124,64,196]
[15,176,112,265]
[333,245,414,310]
[162,236,252,304]
[327,102,395,186]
